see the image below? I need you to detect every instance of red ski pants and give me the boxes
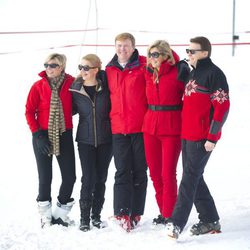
[143,133,181,218]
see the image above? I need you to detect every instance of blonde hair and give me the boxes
[115,32,135,48]
[147,40,175,66]
[77,54,102,78]
[82,54,102,70]
[44,53,67,70]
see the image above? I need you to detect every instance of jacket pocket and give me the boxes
[76,122,89,141]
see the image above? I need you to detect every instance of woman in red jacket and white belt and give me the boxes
[142,40,184,225]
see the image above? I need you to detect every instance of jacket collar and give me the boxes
[38,70,70,81]
[70,77,102,92]
[196,57,212,69]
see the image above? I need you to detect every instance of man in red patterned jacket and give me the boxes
[106,33,148,232]
[166,36,230,239]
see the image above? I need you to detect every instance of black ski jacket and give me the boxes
[69,70,112,147]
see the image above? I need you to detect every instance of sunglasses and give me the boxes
[78,65,97,71]
[148,52,163,59]
[44,63,60,69]
[186,49,204,55]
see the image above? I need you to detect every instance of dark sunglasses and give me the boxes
[44,63,60,69]
[78,65,97,71]
[186,49,204,55]
[148,52,163,58]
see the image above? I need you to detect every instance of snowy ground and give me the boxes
[0,37,250,249]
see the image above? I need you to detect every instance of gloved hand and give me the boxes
[33,130,51,155]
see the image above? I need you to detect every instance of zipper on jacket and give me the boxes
[74,85,98,147]
[156,82,160,103]
[92,94,97,147]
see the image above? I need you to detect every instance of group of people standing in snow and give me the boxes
[25,32,230,239]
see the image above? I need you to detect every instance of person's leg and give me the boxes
[92,143,113,220]
[130,133,148,216]
[52,130,76,226]
[188,175,221,235]
[77,142,97,231]
[77,143,96,201]
[161,135,181,218]
[194,176,220,223]
[143,133,163,214]
[112,134,133,216]
[32,136,53,202]
[56,130,76,204]
[33,136,53,227]
[171,140,211,231]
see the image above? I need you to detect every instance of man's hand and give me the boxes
[204,141,216,152]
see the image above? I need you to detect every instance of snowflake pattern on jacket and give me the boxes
[178,57,230,142]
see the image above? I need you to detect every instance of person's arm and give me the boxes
[177,59,191,83]
[207,68,230,143]
[25,84,40,133]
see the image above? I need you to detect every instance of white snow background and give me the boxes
[0,0,250,249]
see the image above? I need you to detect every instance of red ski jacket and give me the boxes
[25,71,74,133]
[142,52,185,136]
[180,57,230,142]
[106,50,147,134]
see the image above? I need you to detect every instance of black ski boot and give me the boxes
[80,217,90,232]
[153,214,169,225]
[91,214,103,229]
[79,200,91,232]
[190,220,221,236]
[91,198,106,229]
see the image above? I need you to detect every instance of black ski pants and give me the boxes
[77,142,113,213]
[33,130,76,204]
[112,133,148,216]
[171,139,220,231]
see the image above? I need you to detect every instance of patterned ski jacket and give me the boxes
[25,71,74,133]
[142,51,185,136]
[178,57,230,142]
[105,49,147,134]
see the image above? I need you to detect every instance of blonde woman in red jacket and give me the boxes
[25,53,76,228]
[142,40,184,225]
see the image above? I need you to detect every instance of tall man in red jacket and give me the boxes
[166,37,230,239]
[106,33,148,232]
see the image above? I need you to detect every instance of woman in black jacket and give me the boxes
[70,54,112,231]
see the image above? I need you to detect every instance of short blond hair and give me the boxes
[115,32,135,48]
[44,53,67,70]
